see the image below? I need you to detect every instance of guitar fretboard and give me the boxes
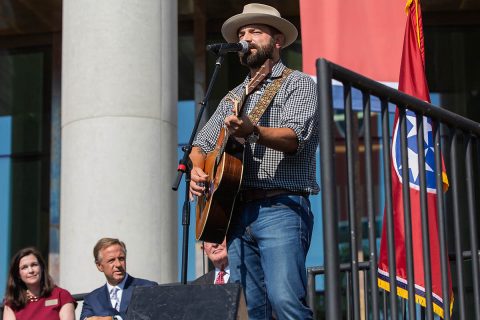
[215,59,274,166]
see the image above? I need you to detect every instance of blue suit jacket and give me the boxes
[80,274,157,320]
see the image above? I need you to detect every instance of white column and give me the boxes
[60,0,178,293]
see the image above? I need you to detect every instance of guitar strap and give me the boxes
[248,67,294,125]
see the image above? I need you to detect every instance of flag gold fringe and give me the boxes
[442,170,449,191]
[405,0,422,51]
[378,277,454,319]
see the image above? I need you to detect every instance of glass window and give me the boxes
[0,47,52,297]
[425,25,480,122]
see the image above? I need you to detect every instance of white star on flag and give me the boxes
[404,113,434,183]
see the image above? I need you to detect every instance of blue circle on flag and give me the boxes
[392,111,437,193]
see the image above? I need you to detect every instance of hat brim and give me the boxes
[221,13,298,48]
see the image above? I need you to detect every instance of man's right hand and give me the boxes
[189,167,208,199]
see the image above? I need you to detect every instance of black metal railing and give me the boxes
[314,58,480,320]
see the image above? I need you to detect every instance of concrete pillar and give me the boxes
[60,0,177,294]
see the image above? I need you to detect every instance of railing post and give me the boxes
[416,113,434,320]
[381,99,398,320]
[317,58,341,320]
[363,93,380,320]
[399,108,416,320]
[307,268,316,316]
[433,122,451,320]
[450,130,466,320]
[344,83,361,320]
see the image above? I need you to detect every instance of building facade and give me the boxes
[1,0,479,310]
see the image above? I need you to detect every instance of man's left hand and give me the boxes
[224,114,254,138]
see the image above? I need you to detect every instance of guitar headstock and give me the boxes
[245,59,273,95]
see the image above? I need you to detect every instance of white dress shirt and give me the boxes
[106,274,128,310]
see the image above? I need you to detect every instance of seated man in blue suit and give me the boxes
[80,238,157,320]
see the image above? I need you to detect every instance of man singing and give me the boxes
[190,3,319,319]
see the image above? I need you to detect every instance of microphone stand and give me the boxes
[172,53,226,284]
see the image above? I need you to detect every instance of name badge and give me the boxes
[45,299,58,307]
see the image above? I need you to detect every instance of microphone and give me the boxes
[206,40,249,55]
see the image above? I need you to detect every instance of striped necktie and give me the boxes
[215,269,226,285]
[110,287,120,311]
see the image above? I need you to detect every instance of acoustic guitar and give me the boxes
[195,59,273,243]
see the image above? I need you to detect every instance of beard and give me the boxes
[239,38,275,69]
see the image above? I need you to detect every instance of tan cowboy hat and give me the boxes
[221,3,298,48]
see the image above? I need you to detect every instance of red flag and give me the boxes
[377,0,453,318]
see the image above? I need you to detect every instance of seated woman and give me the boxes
[2,247,76,320]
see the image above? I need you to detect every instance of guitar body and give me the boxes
[196,128,245,243]
[195,59,274,243]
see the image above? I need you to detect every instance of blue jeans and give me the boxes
[227,194,314,320]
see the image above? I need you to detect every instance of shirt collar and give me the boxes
[270,60,286,78]
[106,273,128,292]
[215,266,230,274]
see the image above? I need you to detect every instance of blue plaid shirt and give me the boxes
[193,61,319,194]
